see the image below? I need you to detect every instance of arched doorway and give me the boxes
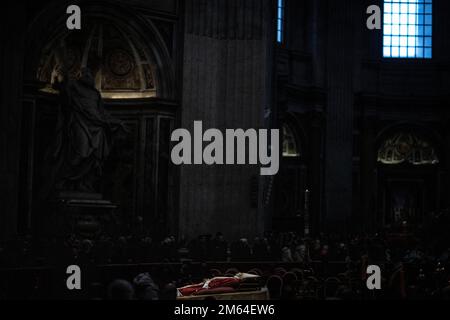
[19,3,177,239]
[376,130,441,229]
[272,120,307,231]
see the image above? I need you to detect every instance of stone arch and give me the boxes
[281,113,306,159]
[375,123,443,165]
[374,123,444,227]
[273,113,309,225]
[23,1,174,99]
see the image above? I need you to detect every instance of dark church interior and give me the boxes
[1,0,450,301]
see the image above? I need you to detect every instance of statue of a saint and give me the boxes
[43,42,126,196]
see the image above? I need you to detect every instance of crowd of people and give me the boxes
[0,222,449,299]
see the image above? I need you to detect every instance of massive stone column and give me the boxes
[308,113,324,233]
[360,114,377,232]
[179,0,273,240]
[324,0,355,232]
[0,3,26,239]
[444,122,450,211]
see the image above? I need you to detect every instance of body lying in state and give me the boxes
[177,273,261,297]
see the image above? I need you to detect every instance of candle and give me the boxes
[304,189,310,236]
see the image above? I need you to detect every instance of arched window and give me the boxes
[383,0,432,59]
[282,124,300,157]
[377,132,439,165]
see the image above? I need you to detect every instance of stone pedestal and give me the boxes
[45,192,117,238]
